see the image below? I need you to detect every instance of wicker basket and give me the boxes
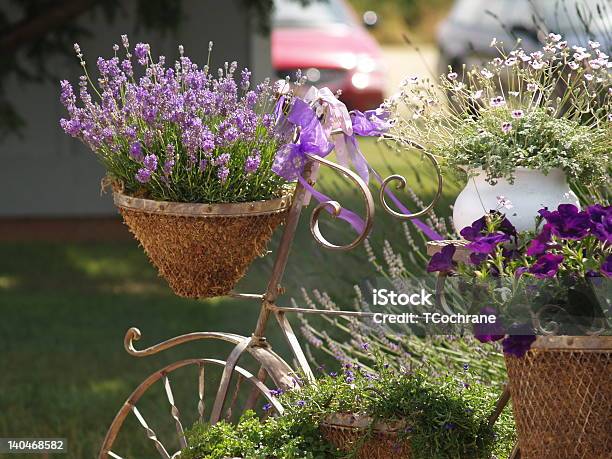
[114,191,291,298]
[505,336,612,459]
[320,413,410,459]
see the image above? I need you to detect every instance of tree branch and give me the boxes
[0,0,97,54]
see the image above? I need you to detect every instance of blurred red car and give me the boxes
[272,0,386,111]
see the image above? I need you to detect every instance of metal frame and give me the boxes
[99,137,514,458]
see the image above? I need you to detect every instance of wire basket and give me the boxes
[320,413,410,459]
[114,191,291,298]
[505,336,612,459]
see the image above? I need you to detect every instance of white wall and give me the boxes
[0,0,271,217]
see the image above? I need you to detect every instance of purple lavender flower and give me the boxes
[529,253,564,278]
[134,43,150,65]
[244,152,261,174]
[143,154,158,171]
[129,142,144,161]
[199,159,208,172]
[474,307,505,343]
[601,256,612,278]
[240,68,251,90]
[586,204,612,243]
[296,400,306,407]
[262,403,272,412]
[426,245,456,273]
[217,166,229,183]
[539,204,590,240]
[502,323,536,358]
[136,167,152,183]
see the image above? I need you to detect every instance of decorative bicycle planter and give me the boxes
[97,136,465,459]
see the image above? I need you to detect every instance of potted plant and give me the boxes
[181,353,515,458]
[427,203,612,458]
[390,34,610,232]
[59,38,292,298]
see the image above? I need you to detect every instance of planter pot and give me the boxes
[320,413,410,459]
[453,168,580,233]
[114,191,291,299]
[505,336,612,459]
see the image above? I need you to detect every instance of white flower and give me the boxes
[572,46,587,53]
[531,51,544,60]
[491,96,506,108]
[589,40,601,49]
[548,33,562,42]
[557,41,568,49]
[402,76,419,85]
[509,91,520,97]
[584,73,594,81]
[472,90,483,100]
[490,38,498,47]
[511,110,524,119]
[588,59,601,70]
[493,58,503,66]
[568,61,580,70]
[505,57,518,67]
[573,52,591,62]
[481,69,494,79]
[501,122,512,133]
[531,60,545,70]
[447,72,458,80]
[527,83,538,92]
[274,79,291,95]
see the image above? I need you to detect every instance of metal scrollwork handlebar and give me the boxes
[379,134,444,220]
[305,153,375,251]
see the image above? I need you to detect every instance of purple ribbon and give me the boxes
[348,109,442,241]
[272,99,366,234]
[272,97,442,241]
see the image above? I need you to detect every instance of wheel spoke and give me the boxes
[198,363,205,423]
[163,374,187,449]
[132,406,171,459]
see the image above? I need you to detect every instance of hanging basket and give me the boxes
[320,413,410,459]
[505,336,612,459]
[114,191,292,298]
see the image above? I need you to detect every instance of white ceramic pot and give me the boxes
[453,168,580,233]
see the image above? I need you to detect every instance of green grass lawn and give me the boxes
[0,139,465,458]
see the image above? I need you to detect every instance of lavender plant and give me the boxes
[59,37,288,203]
[390,34,611,187]
[296,200,509,386]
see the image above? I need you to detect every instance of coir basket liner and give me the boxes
[114,191,291,298]
[320,413,410,459]
[505,336,612,459]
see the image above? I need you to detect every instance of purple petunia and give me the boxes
[539,204,590,240]
[601,255,612,278]
[426,245,456,273]
[502,323,536,358]
[526,224,552,256]
[459,216,486,242]
[466,233,510,254]
[586,204,612,243]
[529,253,564,278]
[474,307,505,343]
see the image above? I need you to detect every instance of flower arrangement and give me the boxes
[390,34,611,186]
[182,352,515,459]
[427,202,612,357]
[60,37,287,203]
